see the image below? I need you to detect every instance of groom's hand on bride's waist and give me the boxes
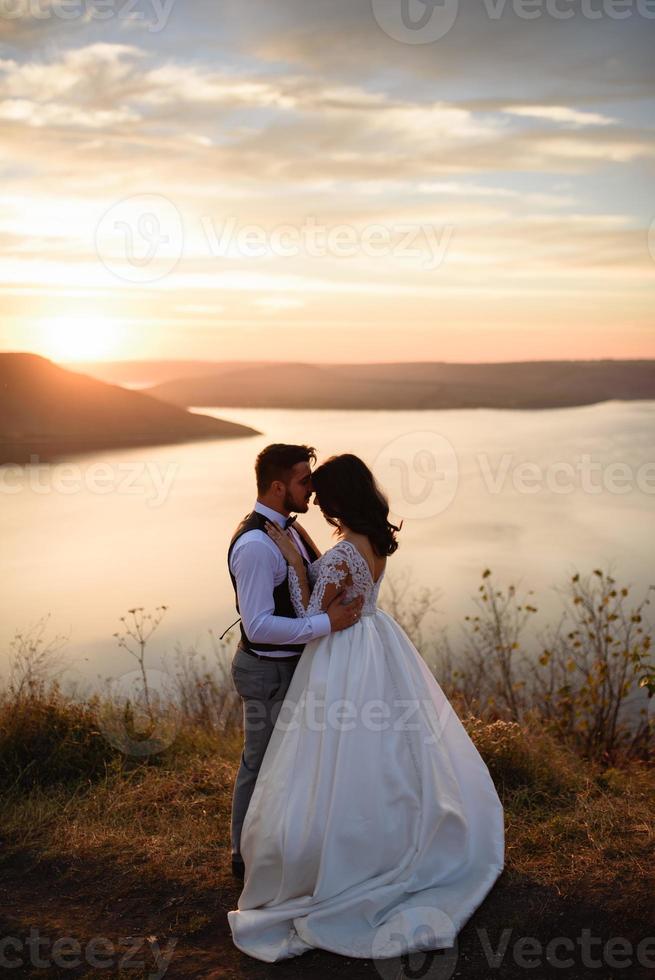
[327,593,364,632]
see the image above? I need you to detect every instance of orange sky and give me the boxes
[1,3,654,363]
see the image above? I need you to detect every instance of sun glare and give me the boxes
[35,315,123,363]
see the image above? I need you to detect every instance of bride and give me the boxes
[227,453,504,962]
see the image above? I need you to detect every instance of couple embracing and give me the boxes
[226,443,504,963]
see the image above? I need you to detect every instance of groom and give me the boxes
[228,443,363,879]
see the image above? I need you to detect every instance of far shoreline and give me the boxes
[191,397,655,413]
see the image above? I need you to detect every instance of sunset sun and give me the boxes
[36,315,123,363]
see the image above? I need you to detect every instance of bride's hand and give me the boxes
[264,521,303,567]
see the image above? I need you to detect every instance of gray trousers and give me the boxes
[230,644,300,859]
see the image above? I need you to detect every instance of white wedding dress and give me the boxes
[227,540,504,962]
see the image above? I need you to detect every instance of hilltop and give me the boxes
[133,359,655,410]
[0,353,259,464]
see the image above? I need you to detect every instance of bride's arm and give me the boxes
[264,523,352,618]
[264,521,312,610]
[289,559,312,612]
[287,559,351,616]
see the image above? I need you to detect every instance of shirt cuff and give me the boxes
[310,612,331,638]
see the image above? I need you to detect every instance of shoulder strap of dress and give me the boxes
[333,539,370,573]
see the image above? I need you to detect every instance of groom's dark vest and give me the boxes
[227,511,319,655]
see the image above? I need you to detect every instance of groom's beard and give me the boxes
[283,489,309,513]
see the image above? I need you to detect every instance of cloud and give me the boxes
[227,0,655,97]
[503,105,617,126]
[0,42,651,181]
[0,97,138,126]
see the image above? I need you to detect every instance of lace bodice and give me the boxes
[288,540,384,619]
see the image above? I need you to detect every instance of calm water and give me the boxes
[1,402,654,687]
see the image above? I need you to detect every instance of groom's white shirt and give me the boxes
[229,501,331,656]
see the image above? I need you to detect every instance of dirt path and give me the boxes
[1,847,653,980]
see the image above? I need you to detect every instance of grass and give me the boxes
[0,699,653,980]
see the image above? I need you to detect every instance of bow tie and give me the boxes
[284,515,297,530]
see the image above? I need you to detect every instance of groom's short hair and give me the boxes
[256,444,317,493]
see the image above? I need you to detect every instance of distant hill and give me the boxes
[0,353,259,464]
[64,359,272,388]
[142,360,655,410]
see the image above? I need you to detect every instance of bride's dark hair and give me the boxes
[311,454,401,557]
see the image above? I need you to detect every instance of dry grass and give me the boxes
[2,716,652,908]
[1,710,653,979]
[505,763,654,909]
[460,714,655,913]
[1,728,242,883]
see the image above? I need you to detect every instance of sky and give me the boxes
[0,0,654,363]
